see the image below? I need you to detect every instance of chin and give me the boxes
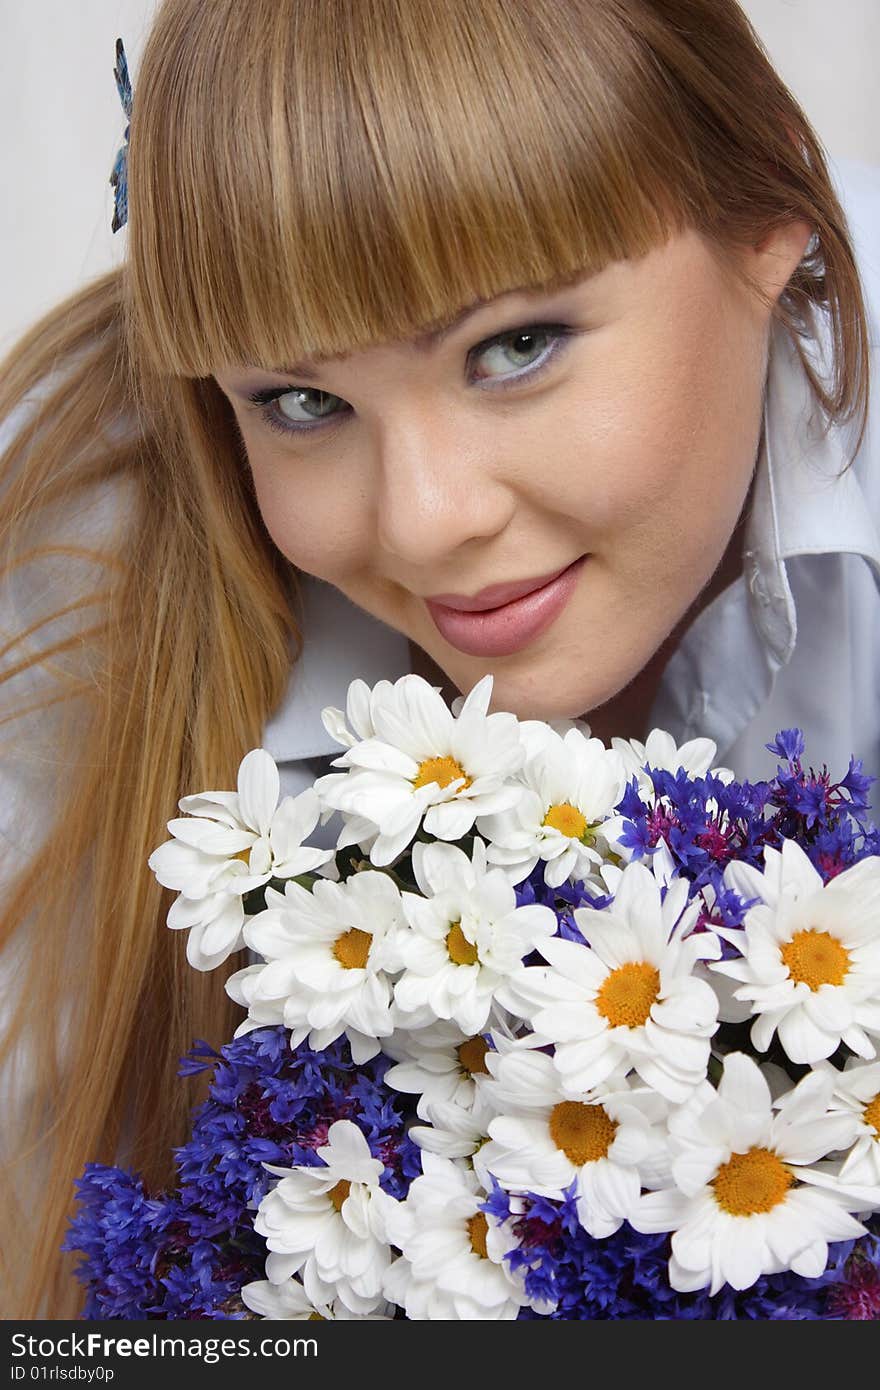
[482,678,593,724]
[481,652,640,725]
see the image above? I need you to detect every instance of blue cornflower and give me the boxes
[66,1027,419,1317]
[61,1165,171,1319]
[610,730,878,903]
[499,1190,860,1320]
[765,728,806,764]
[839,755,875,817]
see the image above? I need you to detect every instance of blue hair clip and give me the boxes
[109,37,132,233]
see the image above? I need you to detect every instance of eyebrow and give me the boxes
[251,294,517,381]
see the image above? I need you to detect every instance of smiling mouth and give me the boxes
[424,555,588,658]
[425,559,580,613]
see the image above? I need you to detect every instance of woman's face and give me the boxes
[214,220,811,722]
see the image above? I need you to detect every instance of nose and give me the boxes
[371,409,515,570]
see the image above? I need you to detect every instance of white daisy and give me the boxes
[711,839,880,1063]
[224,961,286,1036]
[240,1277,393,1319]
[630,1053,868,1294]
[817,1057,880,1186]
[319,677,385,748]
[408,1088,500,1178]
[253,1119,397,1317]
[148,749,334,970]
[392,837,557,1035]
[317,679,399,854]
[689,876,756,1025]
[497,858,721,1101]
[240,870,407,1062]
[382,1152,549,1319]
[476,726,625,889]
[452,692,591,744]
[382,1020,493,1120]
[477,1044,669,1236]
[161,891,249,975]
[240,1276,317,1318]
[313,673,525,866]
[611,728,735,792]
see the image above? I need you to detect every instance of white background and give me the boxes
[1,0,878,356]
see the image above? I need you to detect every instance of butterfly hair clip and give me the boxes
[109,37,132,233]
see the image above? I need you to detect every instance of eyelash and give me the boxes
[244,321,576,438]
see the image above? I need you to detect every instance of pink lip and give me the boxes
[425,555,587,657]
[427,560,575,612]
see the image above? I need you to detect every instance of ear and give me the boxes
[746,216,815,307]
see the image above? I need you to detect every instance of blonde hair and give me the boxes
[0,0,871,1317]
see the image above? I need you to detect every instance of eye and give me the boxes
[470,324,574,385]
[244,320,575,438]
[246,382,347,437]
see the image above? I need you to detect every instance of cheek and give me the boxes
[558,313,761,561]
[246,449,368,576]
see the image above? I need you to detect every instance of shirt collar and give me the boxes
[261,577,411,762]
[649,311,880,754]
[742,314,880,668]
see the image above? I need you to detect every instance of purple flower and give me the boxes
[765,729,806,763]
[65,1028,419,1318]
[497,1190,862,1320]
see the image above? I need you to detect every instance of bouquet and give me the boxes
[64,673,880,1318]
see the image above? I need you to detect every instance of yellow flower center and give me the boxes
[332,927,373,970]
[595,961,661,1028]
[864,1093,880,1138]
[327,1179,351,1212]
[543,802,588,839]
[467,1212,489,1258]
[412,755,473,792]
[232,846,252,863]
[447,920,479,966]
[548,1101,618,1165]
[711,1147,794,1215]
[457,1036,491,1076]
[780,928,850,991]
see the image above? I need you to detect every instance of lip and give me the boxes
[427,560,575,612]
[425,555,587,657]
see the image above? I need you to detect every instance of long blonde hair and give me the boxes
[0,0,871,1318]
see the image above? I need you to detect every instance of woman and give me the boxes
[0,0,876,1319]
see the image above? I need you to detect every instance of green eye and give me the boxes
[473,326,558,380]
[247,321,574,438]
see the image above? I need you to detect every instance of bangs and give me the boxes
[126,0,704,378]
